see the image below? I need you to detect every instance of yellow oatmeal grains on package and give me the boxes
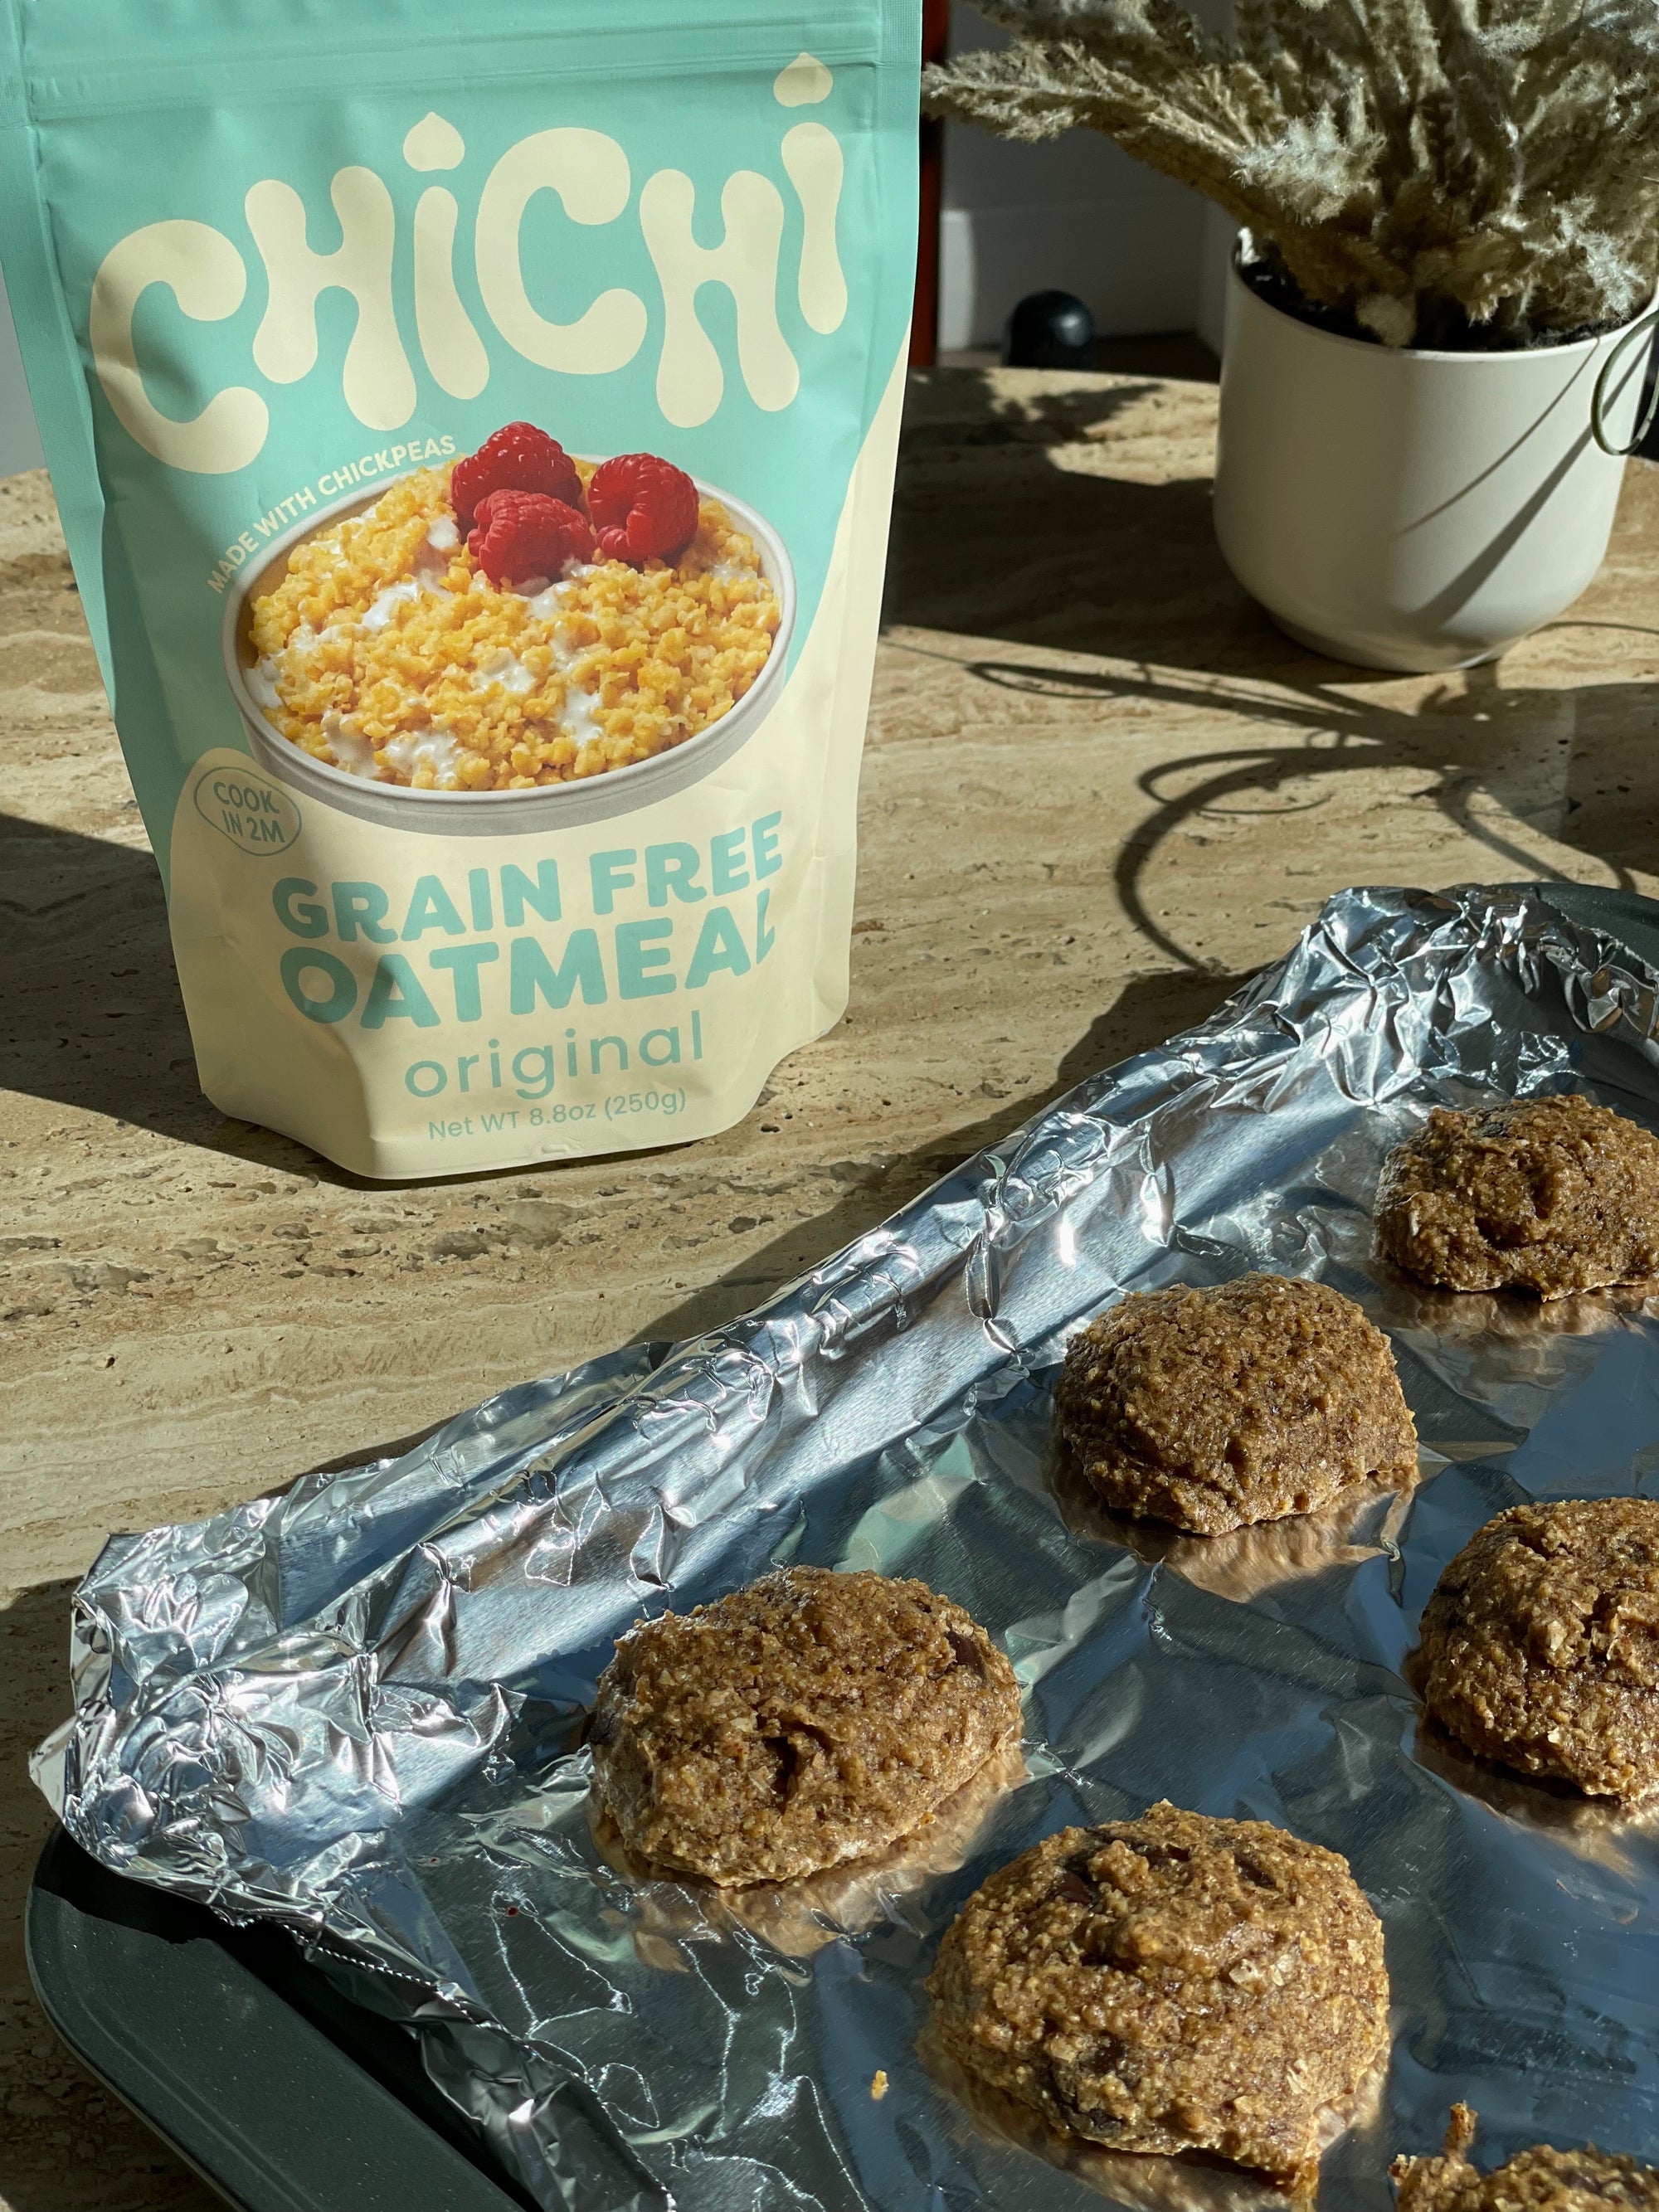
[0,0,918,1177]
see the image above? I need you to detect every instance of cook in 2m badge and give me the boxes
[193,766,303,856]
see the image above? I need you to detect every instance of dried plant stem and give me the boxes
[926,0,1659,346]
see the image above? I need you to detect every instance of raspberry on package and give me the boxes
[586,452,701,567]
[451,422,582,530]
[468,491,596,588]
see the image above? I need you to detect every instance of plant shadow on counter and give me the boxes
[962,655,1659,971]
[884,365,1659,967]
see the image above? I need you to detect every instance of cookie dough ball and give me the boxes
[1053,1273,1418,1536]
[1418,1497,1659,1801]
[591,1566,1022,1885]
[927,1801,1389,2190]
[1393,2103,1659,2212]
[1376,1096,1659,1296]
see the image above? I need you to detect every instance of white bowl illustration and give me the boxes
[223,466,796,834]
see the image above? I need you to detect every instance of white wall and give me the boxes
[939,0,1234,353]
[0,266,46,479]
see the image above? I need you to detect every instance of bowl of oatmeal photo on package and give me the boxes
[224,421,795,832]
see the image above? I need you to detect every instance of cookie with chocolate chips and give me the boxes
[591,1565,1022,1885]
[927,1801,1390,2190]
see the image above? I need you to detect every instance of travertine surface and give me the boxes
[3,367,1658,2207]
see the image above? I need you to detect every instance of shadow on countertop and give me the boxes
[883,365,1659,963]
[2,811,1233,1189]
[629,962,1252,1346]
[0,810,343,1178]
[6,363,1659,1160]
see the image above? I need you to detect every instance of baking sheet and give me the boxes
[35,883,1659,2211]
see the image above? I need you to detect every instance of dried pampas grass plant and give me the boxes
[924,0,1659,348]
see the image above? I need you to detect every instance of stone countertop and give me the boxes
[3,365,1658,2208]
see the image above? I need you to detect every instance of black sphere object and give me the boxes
[1001,289,1096,369]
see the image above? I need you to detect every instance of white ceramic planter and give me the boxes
[1213,246,1655,670]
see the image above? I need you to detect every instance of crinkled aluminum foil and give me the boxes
[35,884,1659,2211]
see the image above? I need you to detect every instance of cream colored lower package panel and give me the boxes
[167,352,904,1179]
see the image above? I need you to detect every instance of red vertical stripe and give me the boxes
[909,0,951,367]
